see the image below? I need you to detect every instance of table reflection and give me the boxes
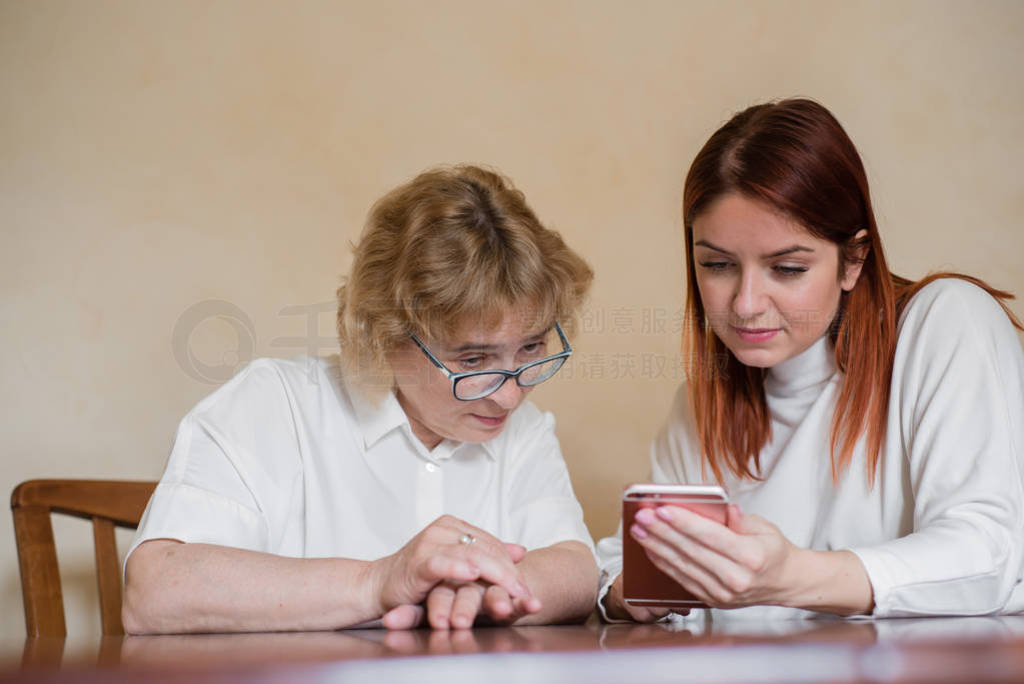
[15,614,1024,676]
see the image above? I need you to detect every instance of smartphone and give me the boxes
[622,483,729,609]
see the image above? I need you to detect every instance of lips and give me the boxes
[731,326,781,343]
[472,413,508,428]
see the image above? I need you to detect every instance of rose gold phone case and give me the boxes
[622,484,728,608]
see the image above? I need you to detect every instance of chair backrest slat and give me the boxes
[12,504,65,637]
[92,517,124,636]
[10,479,157,638]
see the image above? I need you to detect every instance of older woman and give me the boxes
[124,165,597,632]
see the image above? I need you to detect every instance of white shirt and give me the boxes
[129,355,593,565]
[597,278,1024,620]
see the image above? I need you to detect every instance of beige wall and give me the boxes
[2,0,1022,645]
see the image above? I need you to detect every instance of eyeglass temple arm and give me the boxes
[409,334,453,376]
[554,322,572,354]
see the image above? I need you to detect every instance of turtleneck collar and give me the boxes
[764,334,837,398]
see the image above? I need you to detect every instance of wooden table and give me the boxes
[7,615,1024,683]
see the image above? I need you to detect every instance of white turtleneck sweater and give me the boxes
[597,278,1024,620]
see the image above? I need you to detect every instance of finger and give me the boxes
[422,553,482,587]
[419,548,527,604]
[645,506,756,570]
[425,518,532,592]
[635,516,722,589]
[654,505,733,548]
[426,583,457,630]
[450,584,485,629]
[635,510,726,564]
[616,595,669,623]
[645,547,720,605]
[734,512,776,536]
[483,585,515,621]
[504,543,527,563]
[726,503,745,531]
[665,505,771,575]
[644,535,745,608]
[512,594,543,616]
[484,586,541,623]
[633,524,724,603]
[382,604,425,630]
[464,550,531,600]
[630,605,670,622]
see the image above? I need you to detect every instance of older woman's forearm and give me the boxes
[122,540,383,634]
[515,541,598,625]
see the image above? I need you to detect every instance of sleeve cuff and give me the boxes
[847,547,886,617]
[596,569,632,623]
[125,482,269,574]
[848,545,1009,617]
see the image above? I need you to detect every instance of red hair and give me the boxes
[682,99,1022,485]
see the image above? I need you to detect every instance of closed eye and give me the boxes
[515,342,547,366]
[698,261,733,272]
[456,355,486,370]
[521,341,545,356]
[773,265,808,277]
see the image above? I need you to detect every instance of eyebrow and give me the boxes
[694,239,815,258]
[449,342,501,354]
[447,326,552,354]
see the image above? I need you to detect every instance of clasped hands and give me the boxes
[372,515,541,630]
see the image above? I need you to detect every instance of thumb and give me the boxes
[726,503,745,532]
[504,542,527,563]
[382,604,425,630]
[729,506,774,535]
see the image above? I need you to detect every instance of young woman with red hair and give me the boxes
[598,99,1024,621]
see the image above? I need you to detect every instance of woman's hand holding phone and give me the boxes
[630,502,802,609]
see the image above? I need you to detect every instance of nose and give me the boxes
[732,269,768,320]
[487,376,524,410]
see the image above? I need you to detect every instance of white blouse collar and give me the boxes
[340,365,496,461]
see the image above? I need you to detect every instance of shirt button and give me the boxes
[425,463,438,473]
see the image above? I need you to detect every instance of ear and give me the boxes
[840,229,869,292]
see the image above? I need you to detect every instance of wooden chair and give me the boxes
[11,479,157,638]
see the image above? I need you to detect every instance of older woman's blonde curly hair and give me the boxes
[336,165,593,387]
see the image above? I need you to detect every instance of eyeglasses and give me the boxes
[410,322,573,401]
